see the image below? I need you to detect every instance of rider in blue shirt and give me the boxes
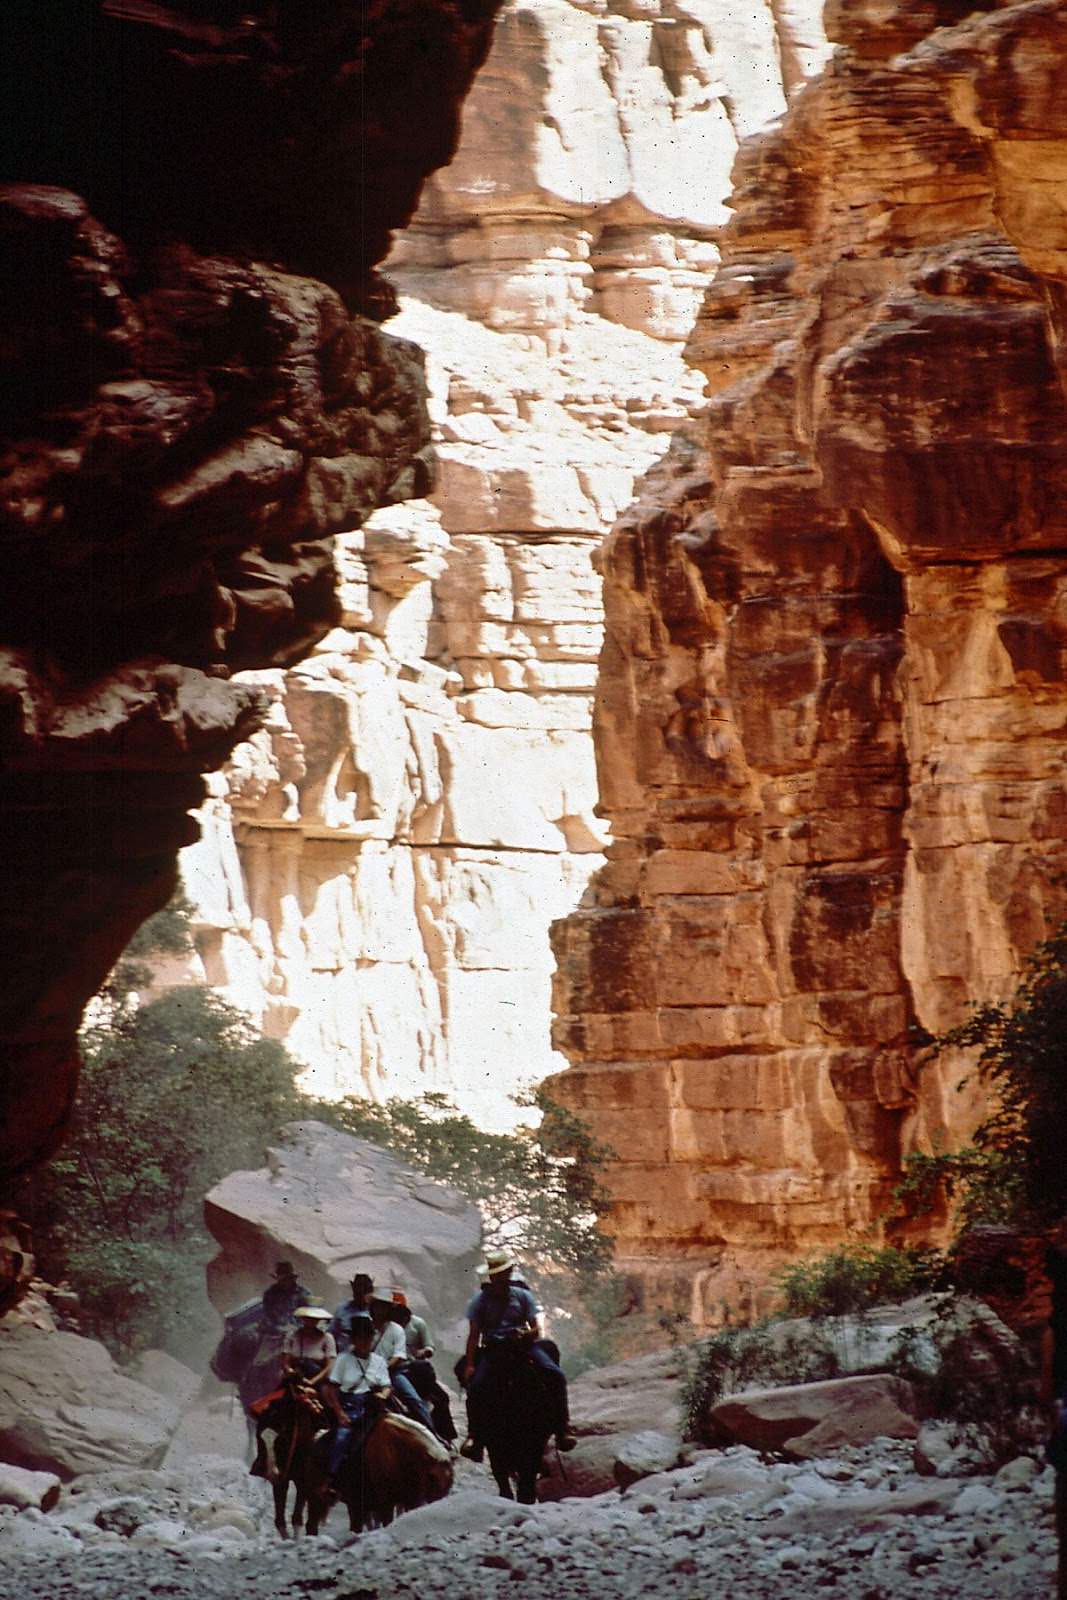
[459,1249,576,1461]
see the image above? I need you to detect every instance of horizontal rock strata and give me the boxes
[0,0,502,1178]
[175,0,827,1123]
[550,0,1067,1318]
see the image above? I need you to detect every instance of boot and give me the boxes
[459,1436,484,1462]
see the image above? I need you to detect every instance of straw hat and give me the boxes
[294,1306,331,1322]
[478,1248,516,1278]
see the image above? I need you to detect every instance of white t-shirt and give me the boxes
[329,1350,391,1394]
[372,1320,406,1363]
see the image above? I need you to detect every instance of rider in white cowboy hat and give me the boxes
[282,1306,336,1386]
[459,1248,576,1461]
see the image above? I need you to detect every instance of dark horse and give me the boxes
[480,1334,556,1504]
[209,1298,287,1461]
[260,1373,328,1539]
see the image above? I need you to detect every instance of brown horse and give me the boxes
[305,1407,453,1536]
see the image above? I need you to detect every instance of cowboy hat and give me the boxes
[478,1248,516,1277]
[294,1306,331,1321]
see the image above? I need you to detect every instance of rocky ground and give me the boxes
[0,1435,1055,1599]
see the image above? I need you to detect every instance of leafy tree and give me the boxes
[318,1088,616,1281]
[896,915,1067,1230]
[8,893,618,1360]
[6,900,305,1355]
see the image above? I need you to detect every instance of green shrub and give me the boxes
[775,1243,946,1319]
[7,891,617,1362]
[887,1299,1042,1469]
[898,914,1067,1230]
[682,1322,841,1441]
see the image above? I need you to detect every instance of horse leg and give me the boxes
[486,1447,514,1500]
[273,1477,290,1539]
[516,1467,538,1506]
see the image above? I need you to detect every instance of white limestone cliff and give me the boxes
[174,0,828,1127]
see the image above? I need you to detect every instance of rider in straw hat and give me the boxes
[459,1248,576,1461]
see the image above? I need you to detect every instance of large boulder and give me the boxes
[709,1374,920,1459]
[0,1324,179,1479]
[539,1345,686,1501]
[204,1121,482,1346]
[125,1350,201,1409]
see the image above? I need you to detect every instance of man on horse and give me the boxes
[262,1260,311,1330]
[391,1286,457,1445]
[459,1249,576,1462]
[322,1310,392,1487]
[331,1271,443,1442]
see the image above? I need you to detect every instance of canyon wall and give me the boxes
[551,0,1067,1322]
[178,0,828,1125]
[0,0,502,1181]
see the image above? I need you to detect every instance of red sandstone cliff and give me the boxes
[551,0,1067,1323]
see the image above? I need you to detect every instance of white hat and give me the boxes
[478,1248,516,1277]
[294,1306,331,1321]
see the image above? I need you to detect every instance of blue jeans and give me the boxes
[391,1367,437,1434]
[329,1391,373,1478]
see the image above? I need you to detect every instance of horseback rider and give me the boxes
[330,1271,442,1441]
[282,1306,336,1385]
[329,1271,375,1353]
[262,1260,311,1331]
[459,1249,576,1462]
[250,1304,334,1478]
[323,1310,392,1484]
[391,1286,457,1445]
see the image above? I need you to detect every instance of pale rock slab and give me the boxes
[203,1121,483,1346]
[709,1374,921,1458]
[0,1325,179,1479]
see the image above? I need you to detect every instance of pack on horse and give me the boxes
[209,1297,289,1460]
[302,1394,453,1536]
[479,1329,557,1504]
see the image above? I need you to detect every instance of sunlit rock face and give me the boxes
[550,0,1067,1322]
[177,0,827,1127]
[0,0,502,1180]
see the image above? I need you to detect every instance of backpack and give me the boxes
[209,1297,264,1384]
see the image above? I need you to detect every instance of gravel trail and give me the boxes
[0,1438,1056,1600]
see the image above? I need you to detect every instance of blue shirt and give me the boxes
[330,1299,373,1353]
[466,1284,539,1341]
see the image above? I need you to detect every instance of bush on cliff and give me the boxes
[896,914,1067,1232]
[775,1243,947,1319]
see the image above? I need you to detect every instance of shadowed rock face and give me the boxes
[549,0,1067,1321]
[0,0,501,1180]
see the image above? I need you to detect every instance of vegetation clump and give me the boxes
[682,1321,841,1440]
[775,1243,946,1319]
[5,892,617,1361]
